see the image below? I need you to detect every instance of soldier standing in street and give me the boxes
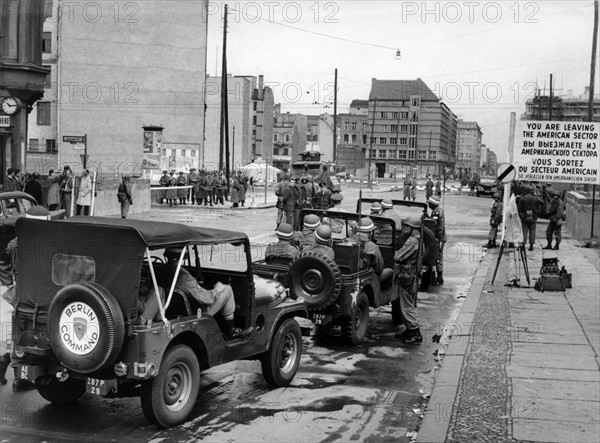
[215,171,226,205]
[410,177,417,201]
[544,190,565,250]
[435,177,442,196]
[165,171,178,207]
[394,215,423,345]
[274,174,289,228]
[158,170,170,204]
[176,171,188,205]
[518,185,543,251]
[403,175,412,200]
[188,168,199,205]
[237,170,248,207]
[204,171,215,206]
[265,223,299,260]
[425,176,434,201]
[484,192,503,249]
[428,195,446,284]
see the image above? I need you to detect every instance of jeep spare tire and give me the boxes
[288,251,342,311]
[48,283,125,374]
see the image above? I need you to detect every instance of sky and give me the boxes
[206,1,598,160]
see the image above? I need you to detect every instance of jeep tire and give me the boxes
[261,318,302,387]
[36,375,86,404]
[141,344,200,428]
[48,283,125,374]
[288,251,342,311]
[341,292,369,345]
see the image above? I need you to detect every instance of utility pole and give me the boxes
[549,73,553,121]
[367,98,377,188]
[394,110,400,181]
[589,0,598,238]
[220,4,230,194]
[333,68,338,165]
[232,125,235,171]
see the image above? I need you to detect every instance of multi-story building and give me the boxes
[487,150,498,175]
[521,87,600,122]
[272,105,306,171]
[1,0,50,186]
[337,101,370,174]
[366,78,457,179]
[456,120,482,177]
[26,0,209,177]
[306,114,335,162]
[204,74,274,171]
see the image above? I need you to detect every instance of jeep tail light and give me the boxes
[114,362,128,377]
[134,362,156,378]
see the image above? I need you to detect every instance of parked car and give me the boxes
[0,191,65,252]
[11,217,307,428]
[476,177,497,197]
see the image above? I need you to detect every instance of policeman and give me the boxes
[394,215,423,345]
[304,225,335,260]
[188,168,200,205]
[204,170,215,206]
[544,190,565,250]
[265,223,299,260]
[158,170,170,204]
[484,192,503,249]
[518,185,543,251]
[349,217,384,275]
[215,171,227,205]
[295,213,320,249]
[428,195,446,284]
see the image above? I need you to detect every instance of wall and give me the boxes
[565,191,600,240]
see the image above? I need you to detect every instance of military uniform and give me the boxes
[518,192,543,249]
[265,241,299,260]
[349,232,384,275]
[303,243,334,260]
[487,199,503,247]
[312,185,331,209]
[188,170,200,204]
[295,228,317,249]
[176,173,188,204]
[425,179,434,200]
[394,232,422,334]
[204,172,215,206]
[215,173,226,205]
[403,177,412,200]
[430,205,446,275]
[545,194,565,249]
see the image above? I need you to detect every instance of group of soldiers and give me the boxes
[157,169,249,208]
[484,182,565,251]
[401,175,442,202]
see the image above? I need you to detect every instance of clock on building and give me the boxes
[1,97,23,115]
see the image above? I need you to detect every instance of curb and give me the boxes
[151,203,277,210]
[416,254,492,443]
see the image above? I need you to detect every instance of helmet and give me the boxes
[314,225,332,245]
[493,192,501,199]
[403,215,422,229]
[331,193,343,203]
[551,189,560,197]
[381,199,393,209]
[303,214,320,230]
[276,223,294,239]
[428,195,440,206]
[25,206,50,220]
[358,217,376,232]
[370,202,382,214]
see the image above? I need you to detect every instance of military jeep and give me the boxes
[11,217,307,428]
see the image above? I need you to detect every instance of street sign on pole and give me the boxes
[63,135,86,144]
[73,143,85,150]
[497,163,516,184]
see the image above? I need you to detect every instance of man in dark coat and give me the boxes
[23,172,43,205]
[517,185,543,251]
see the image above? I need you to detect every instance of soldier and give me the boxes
[237,170,248,207]
[349,217,384,275]
[484,192,503,249]
[290,178,303,230]
[165,171,178,206]
[215,171,226,205]
[295,213,320,249]
[304,225,335,260]
[402,175,412,201]
[518,185,543,251]
[380,199,402,231]
[176,171,188,205]
[544,190,565,250]
[204,170,215,206]
[425,176,434,201]
[370,201,382,216]
[274,174,289,228]
[435,177,442,196]
[158,170,170,204]
[188,168,200,205]
[428,195,446,284]
[312,181,331,209]
[410,177,417,201]
[394,215,423,345]
[265,223,299,260]
[299,176,315,210]
[325,193,349,237]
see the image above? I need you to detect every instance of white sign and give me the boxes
[0,115,10,127]
[496,163,516,184]
[514,120,600,184]
[73,143,85,150]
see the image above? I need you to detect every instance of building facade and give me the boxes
[456,120,482,177]
[337,101,370,175]
[25,0,209,179]
[366,78,457,179]
[521,87,600,122]
[272,106,306,171]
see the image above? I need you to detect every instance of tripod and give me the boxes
[491,242,531,286]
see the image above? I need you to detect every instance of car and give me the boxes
[10,217,307,428]
[253,201,437,345]
[476,177,497,197]
[0,191,65,252]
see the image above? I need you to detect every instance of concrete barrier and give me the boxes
[565,190,600,240]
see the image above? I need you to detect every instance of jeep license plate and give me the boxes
[311,313,331,325]
[86,378,117,396]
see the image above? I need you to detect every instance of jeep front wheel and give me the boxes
[36,376,86,404]
[140,345,200,428]
[341,292,369,345]
[261,318,302,387]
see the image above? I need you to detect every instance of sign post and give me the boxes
[63,135,88,169]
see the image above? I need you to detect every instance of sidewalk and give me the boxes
[418,238,600,443]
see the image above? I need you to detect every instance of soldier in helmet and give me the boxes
[349,217,384,275]
[295,213,320,249]
[265,223,299,260]
[394,214,424,345]
[484,192,503,249]
[380,199,402,231]
[304,225,335,260]
[544,189,565,250]
[370,201,382,216]
[427,195,446,284]
[517,185,543,251]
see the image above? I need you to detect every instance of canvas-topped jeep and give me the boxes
[11,217,307,427]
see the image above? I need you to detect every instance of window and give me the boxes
[37,102,51,125]
[370,137,376,144]
[191,149,196,157]
[28,139,41,152]
[362,134,367,144]
[401,112,409,119]
[46,139,57,153]
[399,138,408,146]
[351,134,357,143]
[410,111,419,122]
[362,122,368,131]
[390,125,398,132]
[273,134,278,142]
[379,149,387,158]
[429,151,437,160]
[408,150,415,160]
[400,125,408,132]
[181,149,186,157]
[252,116,257,125]
[253,101,257,111]
[409,138,416,148]
[273,147,278,155]
[52,254,95,286]
[391,112,398,119]
[399,150,407,159]
[411,97,421,107]
[418,151,427,160]
[284,134,291,142]
[171,149,176,156]
[379,138,387,144]
[410,124,418,135]
[344,122,350,130]
[252,129,256,136]
[283,148,289,155]
[344,134,349,143]
[390,137,397,145]
[351,122,357,131]
[380,112,389,119]
[42,32,52,53]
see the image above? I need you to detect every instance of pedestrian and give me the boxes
[304,225,335,260]
[230,176,240,208]
[158,170,170,204]
[176,171,188,205]
[312,181,331,209]
[425,176,434,201]
[59,166,74,217]
[410,177,417,201]
[435,177,442,196]
[544,190,565,250]
[517,185,543,251]
[468,176,476,196]
[349,217,384,275]
[265,223,299,261]
[117,175,133,218]
[76,169,92,216]
[484,192,503,249]
[4,168,20,191]
[23,172,43,205]
[237,170,248,207]
[290,178,303,230]
[402,175,411,201]
[46,169,61,211]
[394,215,423,345]
[427,195,446,284]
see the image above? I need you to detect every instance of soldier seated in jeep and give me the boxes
[265,223,299,262]
[303,225,335,260]
[348,217,384,275]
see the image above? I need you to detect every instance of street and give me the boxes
[0,187,493,442]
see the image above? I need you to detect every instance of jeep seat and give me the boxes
[379,268,394,292]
